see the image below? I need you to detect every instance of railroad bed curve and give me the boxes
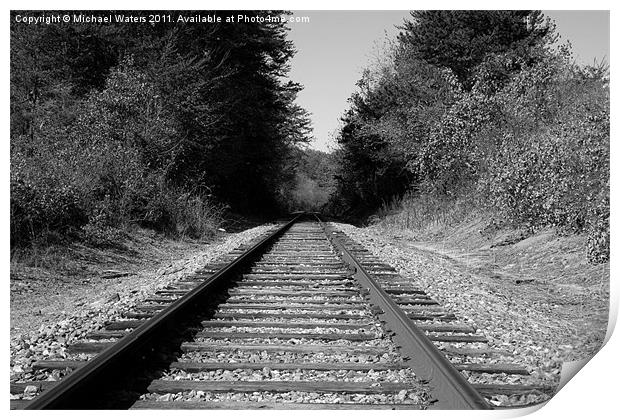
[13,216,555,409]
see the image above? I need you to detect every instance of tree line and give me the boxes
[10,10,310,247]
[331,11,609,262]
[10,10,609,263]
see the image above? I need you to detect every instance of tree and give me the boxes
[332,43,454,215]
[11,10,310,246]
[398,11,553,88]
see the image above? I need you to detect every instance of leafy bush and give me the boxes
[10,170,86,246]
[587,186,609,263]
[480,56,609,243]
[10,59,223,247]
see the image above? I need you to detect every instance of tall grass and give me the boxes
[371,193,480,237]
[172,193,226,239]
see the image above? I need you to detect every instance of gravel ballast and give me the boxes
[331,221,608,404]
[10,224,275,389]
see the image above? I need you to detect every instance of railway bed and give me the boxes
[11,214,556,409]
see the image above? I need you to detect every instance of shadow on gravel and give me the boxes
[89,280,237,409]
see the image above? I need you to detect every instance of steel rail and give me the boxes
[24,214,303,410]
[317,216,492,410]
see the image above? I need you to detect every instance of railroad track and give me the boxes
[12,214,556,409]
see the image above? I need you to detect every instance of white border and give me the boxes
[3,2,616,420]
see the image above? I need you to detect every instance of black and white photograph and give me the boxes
[7,2,613,414]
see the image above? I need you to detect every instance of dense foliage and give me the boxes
[399,11,552,88]
[333,10,609,262]
[10,11,310,247]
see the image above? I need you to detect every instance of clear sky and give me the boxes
[286,10,610,152]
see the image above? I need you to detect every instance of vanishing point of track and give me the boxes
[14,213,554,409]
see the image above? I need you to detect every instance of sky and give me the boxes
[285,10,610,152]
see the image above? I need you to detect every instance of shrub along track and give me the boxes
[11,214,555,409]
